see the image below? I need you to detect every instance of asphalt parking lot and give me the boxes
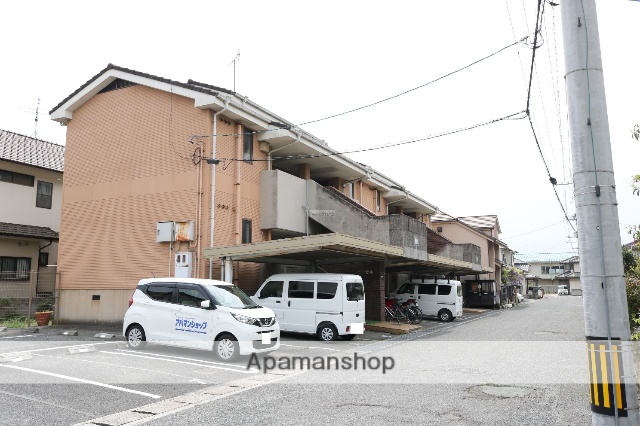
[0,308,500,426]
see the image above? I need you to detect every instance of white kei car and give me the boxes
[123,278,280,362]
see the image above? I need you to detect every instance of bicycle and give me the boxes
[404,299,423,324]
[384,299,420,324]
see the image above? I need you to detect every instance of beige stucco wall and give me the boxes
[56,289,131,325]
[58,84,269,322]
[436,222,492,272]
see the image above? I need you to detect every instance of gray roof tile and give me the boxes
[0,130,64,172]
[0,222,59,241]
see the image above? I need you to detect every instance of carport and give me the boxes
[203,232,484,320]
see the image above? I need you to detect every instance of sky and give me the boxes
[0,1,638,256]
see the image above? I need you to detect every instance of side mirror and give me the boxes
[200,300,212,309]
[257,293,266,299]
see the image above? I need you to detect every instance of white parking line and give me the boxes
[0,364,161,399]
[113,349,254,370]
[0,341,117,356]
[279,343,342,352]
[32,353,211,382]
[100,351,257,374]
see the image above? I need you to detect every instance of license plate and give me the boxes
[262,331,271,344]
[350,323,364,334]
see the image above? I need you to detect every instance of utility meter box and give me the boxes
[156,221,174,242]
[175,252,193,278]
[174,221,195,242]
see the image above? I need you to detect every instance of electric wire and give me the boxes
[524,0,576,235]
[191,37,528,141]
[210,110,527,165]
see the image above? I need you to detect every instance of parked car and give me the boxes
[252,273,365,341]
[557,285,569,295]
[528,286,544,299]
[123,278,280,362]
[389,279,463,322]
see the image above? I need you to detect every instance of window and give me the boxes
[259,281,284,298]
[288,281,314,299]
[146,284,174,302]
[243,127,254,162]
[418,284,437,295]
[376,189,381,212]
[0,257,31,280]
[317,282,338,300]
[38,252,49,267]
[242,219,252,244]
[396,283,415,294]
[346,282,364,301]
[36,181,53,209]
[177,286,209,308]
[0,169,34,187]
[437,285,452,295]
[347,182,355,199]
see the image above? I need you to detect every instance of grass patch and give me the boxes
[365,320,380,325]
[0,317,33,328]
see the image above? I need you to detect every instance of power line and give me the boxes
[191,36,529,141]
[208,110,527,165]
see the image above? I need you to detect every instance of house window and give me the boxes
[376,189,381,212]
[0,169,34,187]
[38,252,49,267]
[0,257,31,280]
[36,181,53,209]
[243,127,254,163]
[242,219,252,244]
[347,182,355,199]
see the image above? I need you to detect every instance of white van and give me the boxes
[390,279,463,322]
[557,285,569,295]
[252,273,365,341]
[123,278,280,362]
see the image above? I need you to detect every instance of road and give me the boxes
[0,295,597,425]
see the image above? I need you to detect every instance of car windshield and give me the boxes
[205,285,259,309]
[396,283,414,294]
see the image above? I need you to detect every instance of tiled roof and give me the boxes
[561,255,580,263]
[50,63,234,115]
[0,130,64,172]
[514,252,578,263]
[431,212,456,222]
[0,222,59,241]
[457,215,499,231]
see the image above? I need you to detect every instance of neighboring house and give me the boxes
[431,213,508,306]
[50,64,485,324]
[0,130,63,298]
[514,252,579,295]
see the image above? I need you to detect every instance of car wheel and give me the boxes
[126,325,147,350]
[438,309,453,322]
[317,324,338,341]
[341,334,356,341]
[215,333,239,362]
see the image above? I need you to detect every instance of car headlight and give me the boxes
[231,312,258,326]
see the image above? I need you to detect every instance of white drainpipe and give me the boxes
[209,97,229,279]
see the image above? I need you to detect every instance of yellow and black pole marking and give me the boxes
[587,338,627,417]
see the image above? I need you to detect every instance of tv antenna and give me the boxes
[229,50,240,92]
[30,98,40,140]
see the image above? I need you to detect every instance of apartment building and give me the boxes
[50,64,485,323]
[0,130,63,298]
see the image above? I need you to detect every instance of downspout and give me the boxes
[208,98,229,279]
[228,122,243,284]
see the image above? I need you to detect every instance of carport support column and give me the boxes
[223,258,233,283]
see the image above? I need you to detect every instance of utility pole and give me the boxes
[561,1,639,424]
